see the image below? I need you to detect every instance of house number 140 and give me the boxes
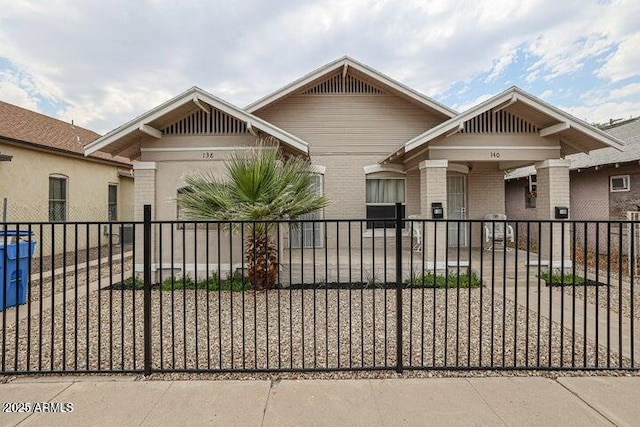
[490,152,500,158]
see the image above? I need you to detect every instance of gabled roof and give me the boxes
[385,86,625,163]
[0,100,131,167]
[245,56,458,118]
[506,116,640,179]
[84,87,309,159]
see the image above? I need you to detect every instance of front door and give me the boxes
[447,173,467,247]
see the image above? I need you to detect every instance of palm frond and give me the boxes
[176,139,329,223]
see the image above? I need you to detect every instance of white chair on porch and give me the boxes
[483,213,514,251]
[407,215,422,252]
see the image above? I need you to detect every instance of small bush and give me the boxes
[540,272,584,286]
[161,273,250,291]
[405,272,482,288]
[115,276,144,289]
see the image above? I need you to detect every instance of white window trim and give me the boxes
[610,175,630,192]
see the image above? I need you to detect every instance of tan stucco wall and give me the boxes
[0,141,134,256]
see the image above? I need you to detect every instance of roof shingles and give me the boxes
[0,100,131,166]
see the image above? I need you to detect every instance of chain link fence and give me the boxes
[2,199,134,261]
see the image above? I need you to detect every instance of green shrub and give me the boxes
[161,273,250,291]
[405,271,482,288]
[540,272,584,286]
[116,276,144,289]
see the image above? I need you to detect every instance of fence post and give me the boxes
[143,204,152,376]
[395,202,403,373]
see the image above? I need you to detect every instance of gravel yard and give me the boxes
[0,285,631,374]
[24,253,133,303]
[555,280,640,322]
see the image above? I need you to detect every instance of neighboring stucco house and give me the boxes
[506,117,640,221]
[0,100,134,255]
[84,56,624,276]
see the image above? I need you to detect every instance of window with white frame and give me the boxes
[610,175,630,192]
[291,174,324,248]
[365,178,406,229]
[49,175,67,222]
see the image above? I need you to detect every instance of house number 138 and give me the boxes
[490,152,500,158]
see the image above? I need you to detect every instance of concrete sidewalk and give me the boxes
[1,376,639,426]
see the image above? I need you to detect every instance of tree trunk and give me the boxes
[245,233,279,290]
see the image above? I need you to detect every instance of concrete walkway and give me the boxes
[1,376,639,426]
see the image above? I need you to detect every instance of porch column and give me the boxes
[133,162,157,277]
[419,160,448,270]
[535,159,571,270]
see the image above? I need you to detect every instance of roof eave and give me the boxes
[245,56,458,118]
[84,87,309,158]
[399,87,626,158]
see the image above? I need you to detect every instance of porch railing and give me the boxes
[0,204,638,375]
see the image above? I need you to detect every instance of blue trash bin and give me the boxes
[0,230,37,311]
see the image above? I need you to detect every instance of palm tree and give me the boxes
[177,141,328,290]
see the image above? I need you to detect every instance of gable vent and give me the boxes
[162,108,248,135]
[302,73,385,95]
[461,110,539,134]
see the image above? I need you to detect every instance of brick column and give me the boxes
[133,162,157,277]
[419,160,448,271]
[535,159,571,270]
[467,163,505,247]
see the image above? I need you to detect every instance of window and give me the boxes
[108,184,118,221]
[291,174,324,248]
[365,178,405,229]
[610,175,630,192]
[49,175,67,222]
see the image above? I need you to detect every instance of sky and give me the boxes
[0,0,639,135]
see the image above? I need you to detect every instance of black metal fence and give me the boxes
[0,204,638,375]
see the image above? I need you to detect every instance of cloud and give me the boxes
[0,78,38,111]
[598,33,640,82]
[0,0,637,134]
[564,101,640,125]
[452,93,494,113]
[610,83,640,99]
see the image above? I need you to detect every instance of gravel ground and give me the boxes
[554,280,640,322]
[24,254,133,303]
[0,286,632,374]
[29,244,132,275]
